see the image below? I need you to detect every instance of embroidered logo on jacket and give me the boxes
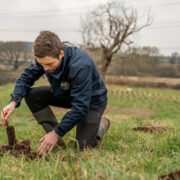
[61,82,70,90]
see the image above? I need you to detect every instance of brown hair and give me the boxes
[33,31,63,58]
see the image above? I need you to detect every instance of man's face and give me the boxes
[36,51,64,73]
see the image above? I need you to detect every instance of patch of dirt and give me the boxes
[0,140,41,160]
[51,106,69,115]
[105,114,130,123]
[105,106,121,113]
[105,106,153,121]
[158,170,180,180]
[99,106,153,119]
[0,125,41,160]
[120,108,154,118]
[132,125,168,133]
[114,114,131,119]
[6,125,17,145]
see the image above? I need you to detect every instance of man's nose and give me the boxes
[44,65,49,71]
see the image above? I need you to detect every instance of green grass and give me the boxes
[0,79,180,180]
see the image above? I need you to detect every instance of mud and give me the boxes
[0,125,41,160]
[6,126,17,145]
[0,140,41,160]
[158,170,180,180]
[132,125,168,133]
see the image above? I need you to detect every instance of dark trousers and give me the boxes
[25,86,106,149]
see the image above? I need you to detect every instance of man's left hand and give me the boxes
[38,130,59,155]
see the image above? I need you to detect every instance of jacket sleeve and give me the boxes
[54,65,92,137]
[10,58,45,107]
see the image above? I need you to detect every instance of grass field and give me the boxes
[0,79,180,180]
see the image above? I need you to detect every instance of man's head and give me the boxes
[34,31,64,73]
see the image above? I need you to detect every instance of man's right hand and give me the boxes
[1,101,16,124]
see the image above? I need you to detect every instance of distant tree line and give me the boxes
[107,46,180,78]
[0,40,180,78]
[0,41,33,70]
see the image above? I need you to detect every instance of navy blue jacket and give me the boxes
[10,43,108,137]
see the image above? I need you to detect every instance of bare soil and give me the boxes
[0,125,41,160]
[158,170,180,180]
[132,125,168,133]
[119,108,154,118]
[6,126,17,145]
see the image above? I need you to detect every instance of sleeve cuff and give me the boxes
[9,94,22,108]
[54,126,65,137]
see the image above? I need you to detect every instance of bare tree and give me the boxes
[0,41,31,70]
[81,1,152,80]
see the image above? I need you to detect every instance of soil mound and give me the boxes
[132,125,168,133]
[158,170,180,180]
[0,125,41,160]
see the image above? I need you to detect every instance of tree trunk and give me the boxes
[99,67,107,81]
[13,59,19,70]
[98,57,111,81]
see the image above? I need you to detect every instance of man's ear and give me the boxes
[59,50,64,59]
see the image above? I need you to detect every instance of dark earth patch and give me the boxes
[158,170,180,180]
[0,125,41,160]
[132,125,168,133]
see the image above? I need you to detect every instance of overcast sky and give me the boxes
[0,0,179,55]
